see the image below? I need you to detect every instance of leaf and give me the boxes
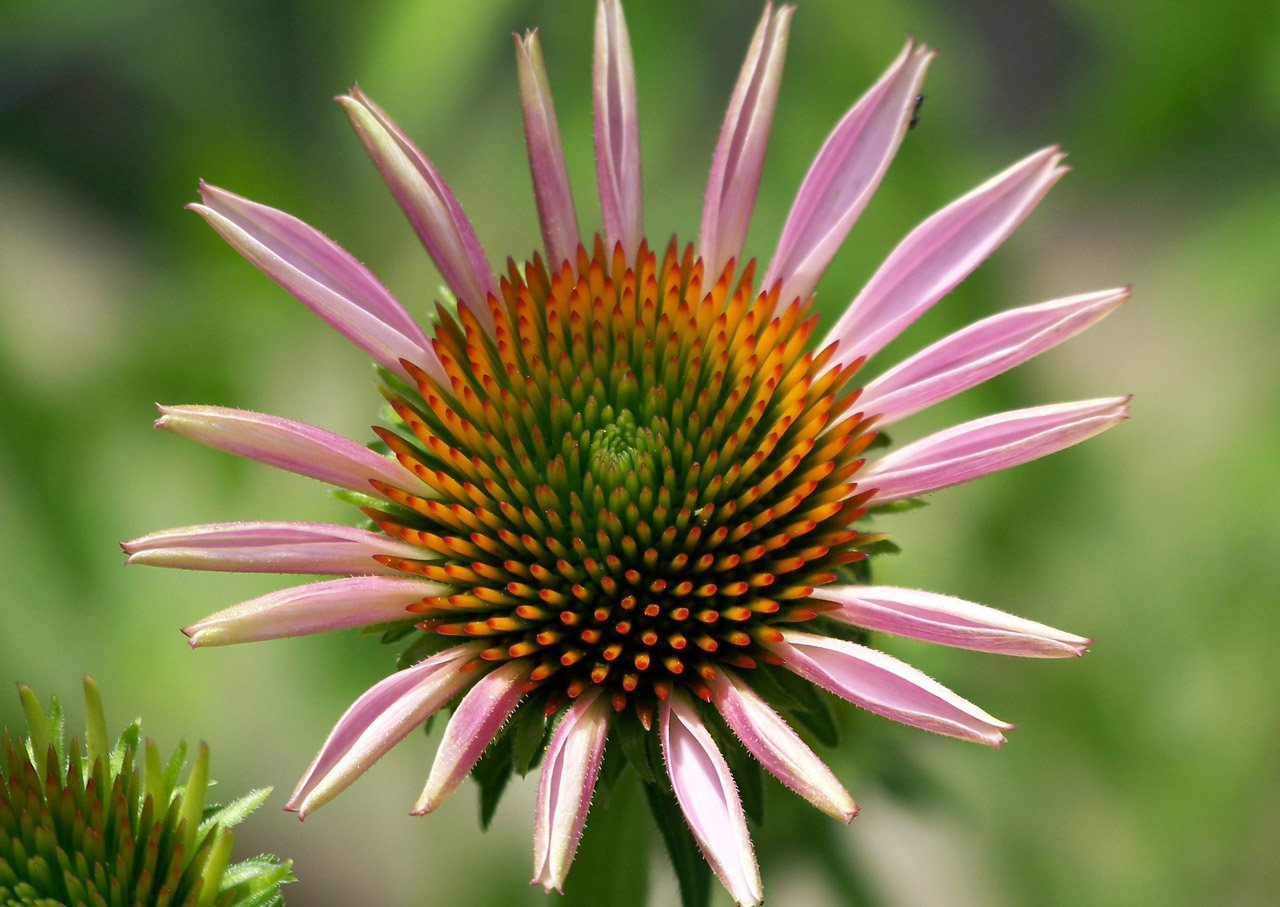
[510,696,550,776]
[594,740,627,810]
[866,496,929,515]
[616,710,657,783]
[111,720,141,778]
[471,727,514,830]
[558,770,649,907]
[643,779,711,907]
[772,669,840,748]
[396,631,453,670]
[719,731,764,827]
[199,787,273,836]
[164,738,188,796]
[376,619,418,645]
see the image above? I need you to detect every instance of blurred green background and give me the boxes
[2,0,1278,904]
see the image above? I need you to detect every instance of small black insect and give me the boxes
[908,93,925,130]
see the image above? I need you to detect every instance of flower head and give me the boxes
[126,2,1127,903]
[1,678,293,907]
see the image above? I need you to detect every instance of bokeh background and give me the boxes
[3,0,1278,904]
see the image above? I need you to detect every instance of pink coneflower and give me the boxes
[124,3,1127,904]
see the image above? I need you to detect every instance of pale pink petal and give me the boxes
[531,688,610,893]
[814,585,1092,657]
[770,630,1014,747]
[861,396,1130,504]
[155,404,434,499]
[122,521,428,575]
[339,88,496,332]
[593,0,643,257]
[823,147,1068,369]
[698,3,792,282]
[413,659,531,814]
[181,576,445,647]
[860,288,1129,425]
[764,39,933,302]
[287,643,482,817]
[191,184,439,383]
[661,690,762,907]
[516,30,580,270]
[709,670,856,822]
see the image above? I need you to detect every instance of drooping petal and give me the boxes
[190,183,439,383]
[770,630,1014,747]
[155,404,435,499]
[698,3,792,282]
[661,690,762,907]
[287,643,482,817]
[516,29,580,270]
[861,396,1131,504]
[859,288,1129,425]
[531,688,610,893]
[338,88,496,332]
[764,39,933,302]
[181,576,446,647]
[593,0,643,257]
[709,670,857,822]
[823,146,1068,369]
[413,659,530,814]
[122,521,431,575]
[813,585,1092,657]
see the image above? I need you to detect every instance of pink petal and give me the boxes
[413,659,531,814]
[286,643,482,817]
[764,39,933,303]
[516,30,580,270]
[661,690,762,907]
[814,585,1092,657]
[859,288,1129,425]
[861,396,1131,504]
[190,184,439,383]
[339,88,496,332]
[593,0,643,258]
[531,688,610,893]
[155,404,434,499]
[698,2,792,282]
[709,670,857,822]
[823,146,1068,369]
[770,630,1014,747]
[181,575,445,647]
[121,521,428,575]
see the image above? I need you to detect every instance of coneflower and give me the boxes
[123,2,1127,904]
[1,678,292,906]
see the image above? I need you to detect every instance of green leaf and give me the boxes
[111,720,141,778]
[17,684,51,766]
[719,731,764,826]
[396,631,453,669]
[594,740,627,809]
[82,676,110,773]
[510,697,550,776]
[164,738,189,795]
[863,430,892,451]
[867,496,929,515]
[376,620,418,645]
[859,538,903,558]
[199,787,272,836]
[741,664,805,713]
[558,770,649,907]
[615,710,657,783]
[772,669,840,748]
[471,728,514,829]
[643,779,710,907]
[179,742,211,853]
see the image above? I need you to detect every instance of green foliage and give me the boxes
[0,679,293,907]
